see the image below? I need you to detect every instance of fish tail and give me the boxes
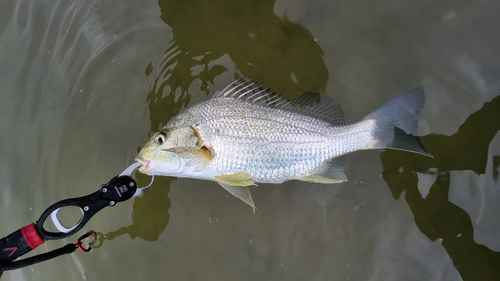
[363,88,432,157]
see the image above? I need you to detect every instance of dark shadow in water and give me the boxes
[99,0,328,244]
[381,94,500,281]
[157,0,329,95]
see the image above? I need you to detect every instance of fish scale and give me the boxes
[187,99,334,181]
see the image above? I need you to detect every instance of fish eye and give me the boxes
[154,132,167,145]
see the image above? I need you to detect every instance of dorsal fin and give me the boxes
[212,78,345,125]
[212,77,289,107]
[284,92,345,125]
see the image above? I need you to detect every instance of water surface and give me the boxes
[0,0,499,280]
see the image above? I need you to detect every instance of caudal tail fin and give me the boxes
[363,88,432,157]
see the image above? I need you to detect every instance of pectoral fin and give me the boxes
[165,146,212,172]
[300,159,348,184]
[214,172,256,212]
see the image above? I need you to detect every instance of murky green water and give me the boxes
[1,0,499,280]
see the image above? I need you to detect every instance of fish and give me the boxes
[135,78,431,212]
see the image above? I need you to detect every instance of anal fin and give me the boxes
[300,159,348,184]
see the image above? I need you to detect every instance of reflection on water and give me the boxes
[157,0,329,97]
[381,94,500,280]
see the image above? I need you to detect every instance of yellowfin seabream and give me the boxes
[136,78,431,211]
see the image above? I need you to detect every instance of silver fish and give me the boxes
[136,78,431,211]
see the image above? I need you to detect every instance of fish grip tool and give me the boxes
[36,175,137,240]
[0,163,152,272]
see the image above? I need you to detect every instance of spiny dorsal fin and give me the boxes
[213,78,345,125]
[212,77,289,107]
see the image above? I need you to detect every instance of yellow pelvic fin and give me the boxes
[213,172,254,186]
[214,172,257,212]
[216,182,257,213]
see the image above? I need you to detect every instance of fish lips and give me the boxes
[135,155,151,174]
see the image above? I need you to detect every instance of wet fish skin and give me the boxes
[136,78,431,211]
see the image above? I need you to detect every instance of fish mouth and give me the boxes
[135,155,150,173]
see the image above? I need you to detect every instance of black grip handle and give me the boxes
[35,175,137,240]
[0,223,44,262]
